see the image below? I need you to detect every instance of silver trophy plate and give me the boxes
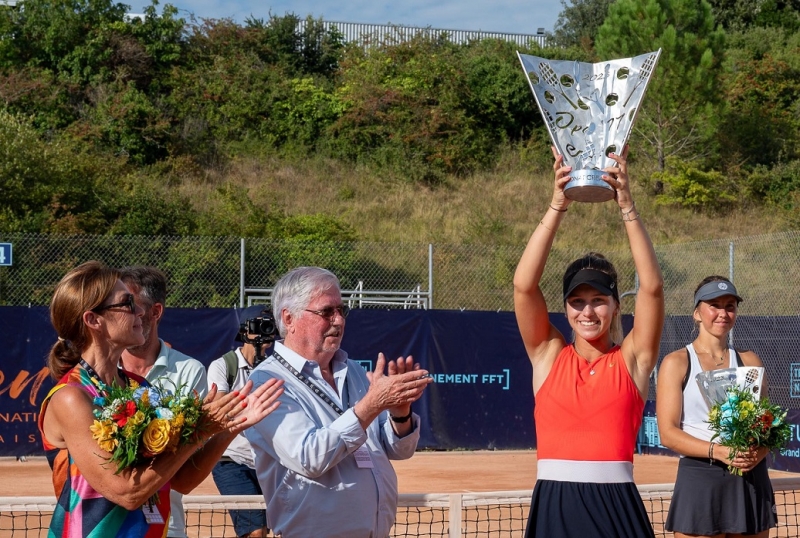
[517,50,661,203]
[695,366,765,408]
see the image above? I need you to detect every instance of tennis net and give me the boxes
[2,477,800,537]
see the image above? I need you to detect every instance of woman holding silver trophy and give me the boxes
[513,145,664,537]
[657,277,776,537]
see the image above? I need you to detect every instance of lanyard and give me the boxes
[272,351,345,416]
[79,358,128,392]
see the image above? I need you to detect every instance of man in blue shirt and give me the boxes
[245,266,433,538]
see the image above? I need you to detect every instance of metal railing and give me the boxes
[245,281,428,310]
[301,19,548,47]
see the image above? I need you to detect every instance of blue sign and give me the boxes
[0,243,11,266]
[791,363,800,398]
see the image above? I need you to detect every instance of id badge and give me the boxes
[142,503,165,525]
[354,445,374,468]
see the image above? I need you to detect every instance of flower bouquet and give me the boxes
[89,378,205,473]
[699,368,791,475]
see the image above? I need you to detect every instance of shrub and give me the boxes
[653,159,738,210]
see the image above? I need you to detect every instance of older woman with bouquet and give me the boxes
[514,146,664,537]
[38,261,284,537]
[657,276,777,537]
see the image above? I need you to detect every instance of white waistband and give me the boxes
[536,460,634,483]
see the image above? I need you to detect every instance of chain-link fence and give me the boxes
[0,231,798,313]
[1,231,799,406]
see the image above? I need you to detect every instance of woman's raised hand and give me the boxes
[229,378,283,434]
[550,147,573,212]
[602,145,634,211]
[200,378,284,436]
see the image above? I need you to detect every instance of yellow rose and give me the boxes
[142,418,171,456]
[90,419,119,453]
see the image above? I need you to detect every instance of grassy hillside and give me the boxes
[177,149,790,251]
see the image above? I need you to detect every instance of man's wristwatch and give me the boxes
[390,410,413,423]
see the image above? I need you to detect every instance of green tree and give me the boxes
[242,13,344,78]
[718,27,800,169]
[0,109,130,233]
[551,0,615,49]
[707,0,800,31]
[595,0,726,182]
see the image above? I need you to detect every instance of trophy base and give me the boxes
[564,170,616,203]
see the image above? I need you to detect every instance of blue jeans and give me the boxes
[212,459,268,537]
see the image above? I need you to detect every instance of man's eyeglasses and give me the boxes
[93,293,136,314]
[304,305,350,321]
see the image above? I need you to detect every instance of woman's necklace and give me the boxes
[696,345,727,366]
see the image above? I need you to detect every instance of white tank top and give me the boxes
[679,343,739,442]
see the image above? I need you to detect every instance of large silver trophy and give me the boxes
[517,50,661,202]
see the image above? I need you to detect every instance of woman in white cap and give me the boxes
[657,276,775,537]
[514,146,664,537]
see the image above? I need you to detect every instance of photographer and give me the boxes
[206,307,279,538]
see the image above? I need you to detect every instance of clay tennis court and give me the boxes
[1,450,795,495]
[2,452,798,537]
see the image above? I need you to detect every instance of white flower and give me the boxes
[155,407,174,420]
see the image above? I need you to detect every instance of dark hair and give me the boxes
[48,261,119,380]
[563,252,619,295]
[562,252,623,343]
[119,266,167,306]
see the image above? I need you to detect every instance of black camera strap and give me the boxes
[272,350,345,416]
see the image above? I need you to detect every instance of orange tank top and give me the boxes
[534,345,644,462]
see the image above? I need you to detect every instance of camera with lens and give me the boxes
[244,316,278,340]
[237,309,279,365]
[238,311,279,344]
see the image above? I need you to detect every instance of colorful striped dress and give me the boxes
[38,365,171,538]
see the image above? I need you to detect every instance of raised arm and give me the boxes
[513,148,571,394]
[609,148,665,397]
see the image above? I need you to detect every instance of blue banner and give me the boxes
[0,307,549,455]
[3,306,800,474]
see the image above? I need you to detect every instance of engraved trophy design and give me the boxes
[695,366,766,408]
[517,50,661,202]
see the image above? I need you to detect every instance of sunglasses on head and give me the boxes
[92,293,136,314]
[304,305,350,321]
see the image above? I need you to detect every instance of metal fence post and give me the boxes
[239,238,246,308]
[729,240,735,347]
[428,244,434,310]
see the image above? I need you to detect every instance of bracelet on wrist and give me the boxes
[390,410,413,423]
[621,204,640,222]
[708,441,715,464]
[549,204,567,213]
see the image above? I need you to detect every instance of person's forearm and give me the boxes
[623,209,663,293]
[171,432,237,493]
[513,206,566,294]
[353,394,383,430]
[101,438,206,509]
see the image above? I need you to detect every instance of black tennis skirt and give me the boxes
[665,456,777,535]
[525,479,655,538]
